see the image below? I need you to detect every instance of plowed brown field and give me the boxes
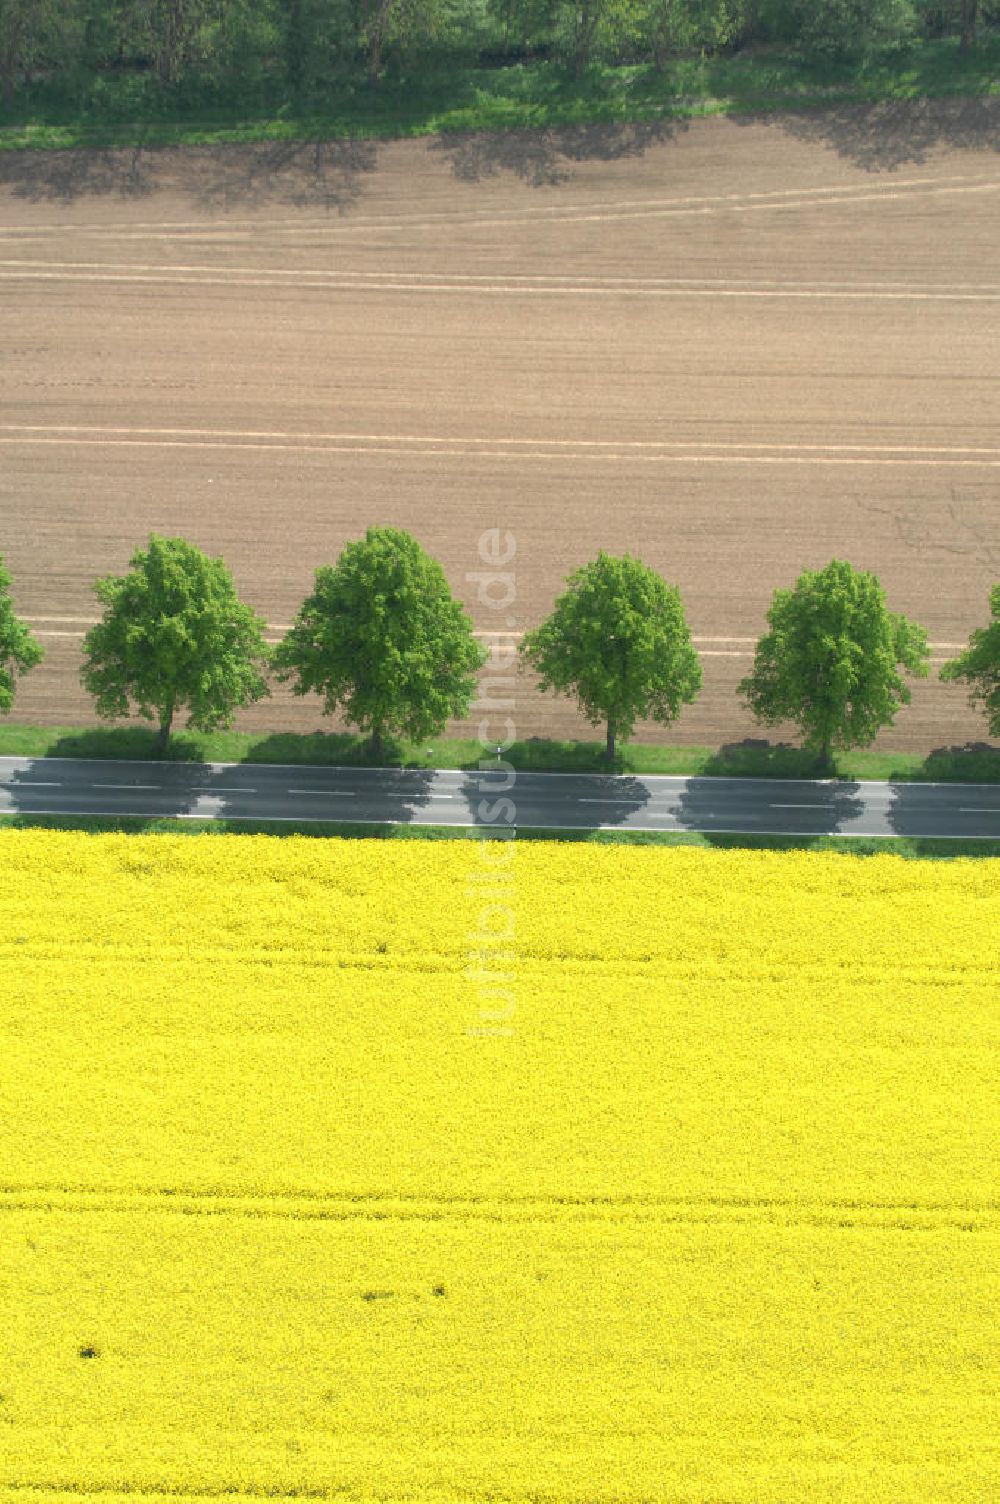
[2,104,999,751]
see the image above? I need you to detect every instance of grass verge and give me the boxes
[2,35,999,153]
[2,810,998,859]
[1,722,998,783]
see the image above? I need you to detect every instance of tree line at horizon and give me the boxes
[2,531,1000,765]
[1,1,995,115]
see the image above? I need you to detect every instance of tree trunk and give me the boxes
[960,0,978,53]
[156,704,174,755]
[369,725,383,759]
[573,0,597,77]
[285,0,304,94]
[156,0,191,86]
[606,721,616,762]
[365,0,391,87]
[1,20,21,113]
[368,36,382,86]
[158,1,176,83]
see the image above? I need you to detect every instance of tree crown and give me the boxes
[519,551,701,743]
[939,583,1000,738]
[81,534,270,733]
[738,558,929,755]
[273,526,485,746]
[0,555,44,715]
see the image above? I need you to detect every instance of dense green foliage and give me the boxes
[738,558,930,765]
[520,551,702,759]
[940,584,1000,738]
[4,534,997,769]
[273,526,486,755]
[81,534,271,749]
[0,556,43,714]
[1,1,996,122]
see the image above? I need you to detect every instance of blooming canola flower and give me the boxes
[1,832,998,1502]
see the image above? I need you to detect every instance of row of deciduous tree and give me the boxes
[1,1,994,112]
[2,530,999,763]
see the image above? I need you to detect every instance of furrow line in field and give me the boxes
[4,942,998,987]
[5,434,1000,467]
[0,1485,335,1503]
[6,266,1000,300]
[8,425,1000,459]
[1,1184,995,1232]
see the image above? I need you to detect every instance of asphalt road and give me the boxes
[2,757,1000,840]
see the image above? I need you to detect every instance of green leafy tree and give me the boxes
[739,558,929,767]
[0,555,43,713]
[556,0,609,73]
[788,0,916,60]
[273,527,486,757]
[613,0,742,71]
[81,534,270,753]
[0,0,79,111]
[520,552,702,761]
[142,0,210,85]
[350,0,446,85]
[939,585,1000,737]
[280,0,342,96]
[496,0,614,73]
[195,0,283,100]
[488,0,555,54]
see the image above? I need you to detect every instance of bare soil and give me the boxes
[2,106,998,752]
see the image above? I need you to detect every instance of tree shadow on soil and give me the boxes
[0,144,157,202]
[429,119,688,187]
[0,137,379,209]
[190,137,380,210]
[735,96,1000,171]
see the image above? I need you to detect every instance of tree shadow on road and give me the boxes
[1,747,212,822]
[672,773,865,839]
[429,119,688,187]
[734,96,1000,172]
[0,137,380,210]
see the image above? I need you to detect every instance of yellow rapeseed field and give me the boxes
[1,830,998,1503]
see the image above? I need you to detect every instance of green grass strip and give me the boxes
[2,810,999,859]
[0,721,997,783]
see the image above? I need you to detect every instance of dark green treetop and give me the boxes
[0,555,44,714]
[738,558,929,766]
[519,551,702,761]
[939,584,1000,738]
[81,534,270,752]
[273,527,486,757]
